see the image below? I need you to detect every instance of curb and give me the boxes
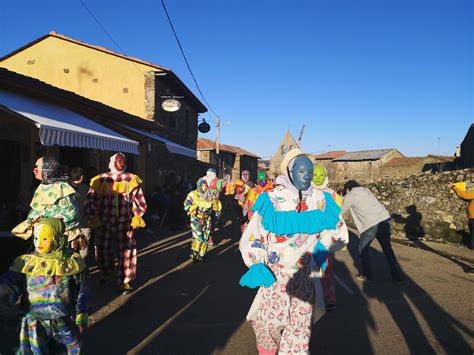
[390,237,474,264]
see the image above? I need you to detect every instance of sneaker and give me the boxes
[325,303,337,311]
[356,274,370,281]
[121,283,133,295]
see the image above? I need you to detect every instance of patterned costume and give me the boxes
[85,153,147,293]
[239,150,348,354]
[234,180,257,232]
[312,166,343,308]
[25,157,83,246]
[0,218,88,354]
[183,178,222,262]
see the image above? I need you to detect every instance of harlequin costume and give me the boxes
[0,218,89,354]
[239,149,348,354]
[312,165,344,309]
[25,157,84,248]
[85,153,147,294]
[183,178,222,262]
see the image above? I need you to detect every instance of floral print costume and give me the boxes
[240,185,348,354]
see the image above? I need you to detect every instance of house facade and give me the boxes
[332,149,404,181]
[197,138,260,181]
[460,123,474,168]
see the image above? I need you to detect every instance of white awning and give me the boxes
[117,123,197,158]
[0,89,139,155]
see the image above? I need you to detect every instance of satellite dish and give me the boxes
[198,119,211,133]
[161,99,181,112]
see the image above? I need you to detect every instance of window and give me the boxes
[289,144,294,150]
[281,145,287,155]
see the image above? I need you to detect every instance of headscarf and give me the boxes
[42,156,68,184]
[109,153,126,174]
[197,178,213,202]
[33,218,67,259]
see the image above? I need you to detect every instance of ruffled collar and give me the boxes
[252,191,341,235]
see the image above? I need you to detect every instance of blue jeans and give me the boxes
[359,219,400,280]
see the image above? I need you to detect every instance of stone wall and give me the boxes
[333,169,472,245]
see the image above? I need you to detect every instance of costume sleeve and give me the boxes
[130,187,147,228]
[84,186,98,216]
[75,273,90,315]
[131,187,147,217]
[453,187,474,200]
[239,212,267,268]
[56,194,80,229]
[183,192,196,216]
[0,271,25,306]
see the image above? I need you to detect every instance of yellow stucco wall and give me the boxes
[1,36,163,119]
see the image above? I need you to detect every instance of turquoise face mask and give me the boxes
[290,155,313,191]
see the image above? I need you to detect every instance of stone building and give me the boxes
[460,123,474,168]
[381,155,455,179]
[269,130,300,178]
[332,149,403,181]
[312,151,347,180]
[197,138,260,181]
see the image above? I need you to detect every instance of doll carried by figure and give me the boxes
[0,218,89,354]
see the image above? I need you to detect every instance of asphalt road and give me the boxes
[1,222,473,354]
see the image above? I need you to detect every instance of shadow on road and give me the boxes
[84,223,256,355]
[345,230,473,354]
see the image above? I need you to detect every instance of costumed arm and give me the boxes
[85,185,101,228]
[56,194,80,230]
[453,186,474,200]
[239,212,276,288]
[131,187,147,229]
[0,271,25,307]
[27,187,43,222]
[73,272,90,334]
[183,191,197,216]
[312,193,349,272]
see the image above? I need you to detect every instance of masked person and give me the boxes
[0,218,89,354]
[234,180,257,232]
[184,178,222,262]
[85,153,147,294]
[17,157,84,250]
[311,165,343,311]
[253,171,273,196]
[239,149,349,355]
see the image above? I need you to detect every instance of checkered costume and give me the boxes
[86,172,147,285]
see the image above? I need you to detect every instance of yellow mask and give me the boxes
[33,224,55,254]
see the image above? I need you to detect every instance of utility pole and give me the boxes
[216,115,220,176]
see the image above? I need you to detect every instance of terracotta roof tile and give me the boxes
[383,157,424,167]
[313,150,347,160]
[197,138,260,158]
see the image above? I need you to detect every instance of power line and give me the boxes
[78,0,146,75]
[160,0,218,119]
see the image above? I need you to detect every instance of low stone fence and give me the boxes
[334,169,471,245]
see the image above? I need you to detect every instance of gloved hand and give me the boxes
[75,312,88,334]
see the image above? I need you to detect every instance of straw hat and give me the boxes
[279,148,305,176]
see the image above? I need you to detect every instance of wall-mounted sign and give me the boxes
[161,99,181,112]
[198,120,211,133]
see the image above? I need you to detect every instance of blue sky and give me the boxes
[1,0,472,159]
